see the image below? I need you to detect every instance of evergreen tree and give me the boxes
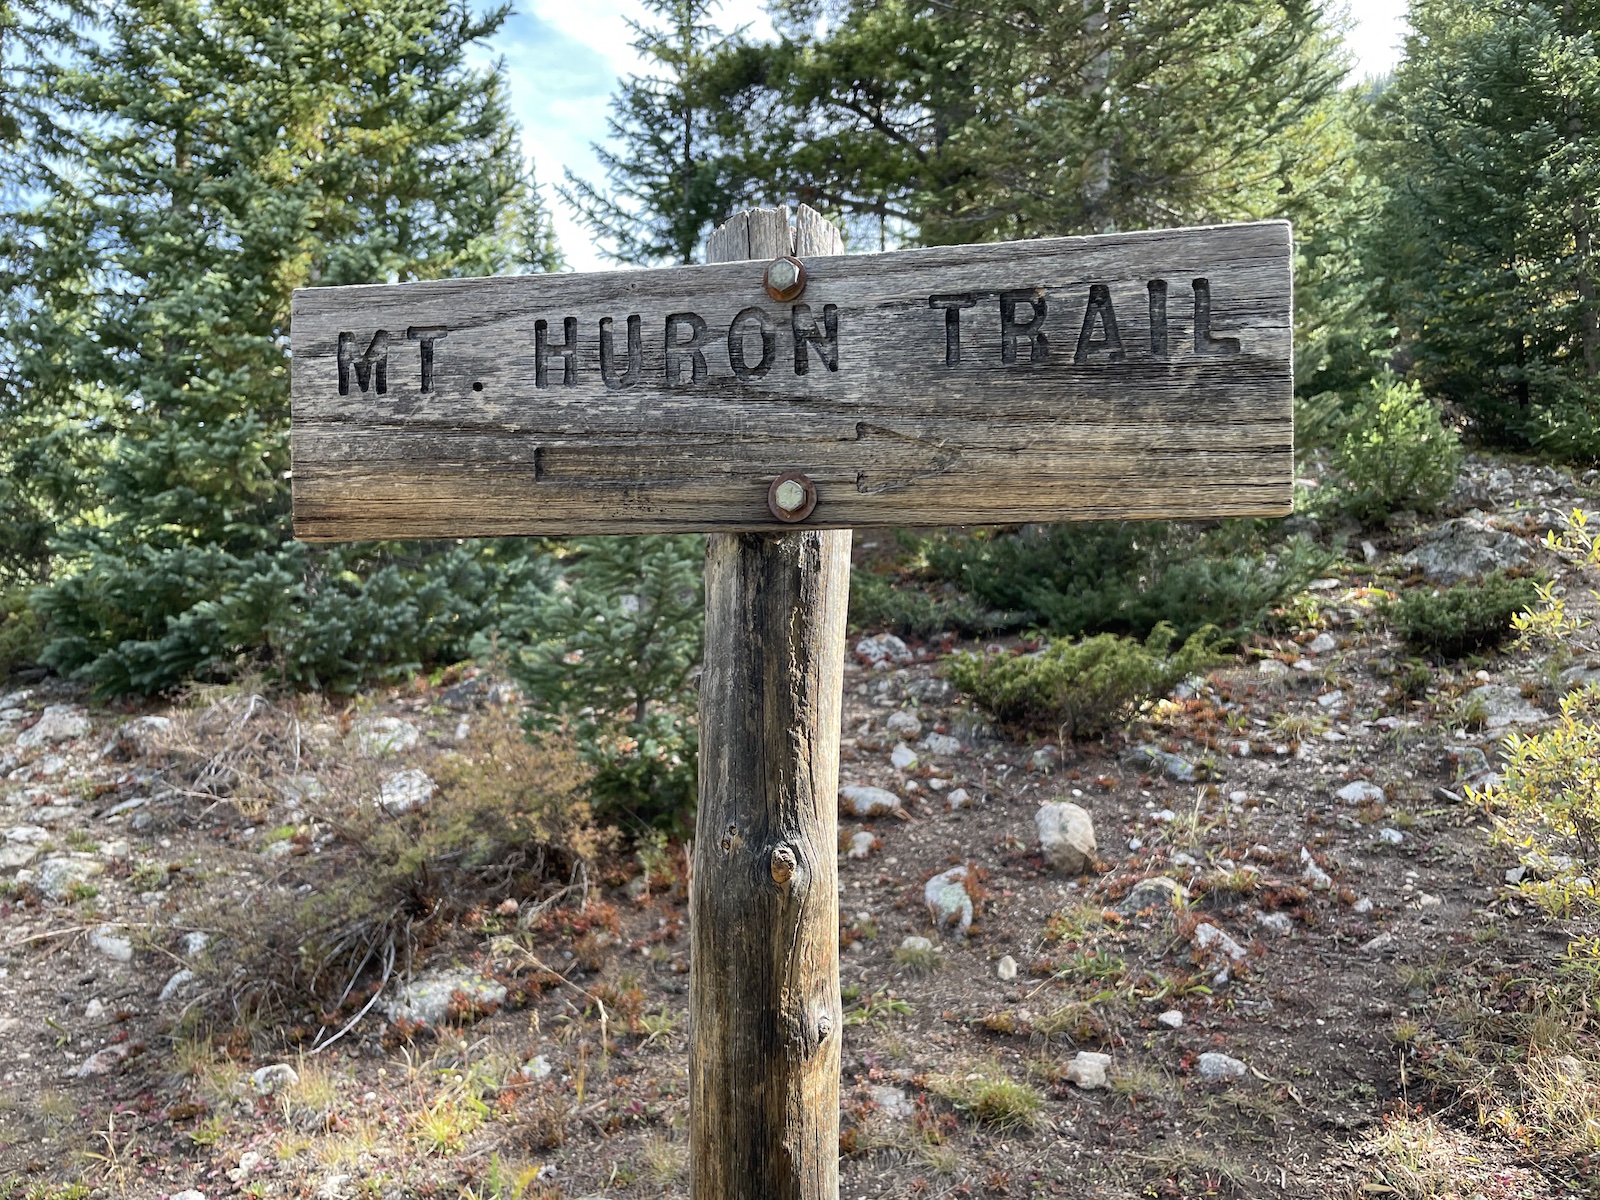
[0,0,564,692]
[1366,0,1600,457]
[560,0,760,264]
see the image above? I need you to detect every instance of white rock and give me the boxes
[899,935,935,954]
[182,931,210,957]
[1317,690,1346,710]
[1258,659,1289,677]
[846,831,875,860]
[98,839,129,860]
[996,954,1018,982]
[924,866,974,936]
[1307,633,1338,654]
[170,1192,207,1200]
[1255,911,1293,936]
[1150,808,1176,823]
[946,787,972,810]
[37,855,101,905]
[1197,1051,1247,1080]
[1402,518,1530,584]
[839,785,902,817]
[76,1044,129,1077]
[1360,931,1396,954]
[1378,828,1404,845]
[1193,922,1247,962]
[316,1176,353,1200]
[1030,746,1060,773]
[1065,1050,1112,1090]
[1035,801,1096,874]
[856,634,912,667]
[5,824,47,844]
[160,969,196,1002]
[1353,897,1374,914]
[1505,865,1527,884]
[867,1084,915,1120]
[377,768,436,815]
[922,733,963,757]
[1464,684,1548,730]
[251,1062,299,1095]
[90,925,133,962]
[0,843,37,869]
[16,704,92,750]
[1336,781,1385,805]
[85,998,107,1022]
[1157,1010,1184,1029]
[885,710,922,738]
[350,715,421,757]
[890,742,919,771]
[1300,847,1333,890]
[386,972,508,1027]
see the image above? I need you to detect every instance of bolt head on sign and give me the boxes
[768,472,818,523]
[288,219,1293,542]
[764,255,808,303]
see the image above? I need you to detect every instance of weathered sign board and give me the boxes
[290,220,1293,540]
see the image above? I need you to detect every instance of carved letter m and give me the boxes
[337,331,390,395]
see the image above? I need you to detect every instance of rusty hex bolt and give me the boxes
[768,471,818,522]
[764,255,807,303]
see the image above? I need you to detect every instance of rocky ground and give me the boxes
[0,452,1597,1200]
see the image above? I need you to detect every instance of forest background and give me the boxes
[2,0,1599,831]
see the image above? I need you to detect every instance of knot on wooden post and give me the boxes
[769,844,798,886]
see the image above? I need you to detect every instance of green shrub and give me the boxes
[1478,686,1600,916]
[848,571,1020,638]
[0,586,42,679]
[497,536,703,833]
[1393,572,1539,659]
[922,522,1324,643]
[1333,373,1463,524]
[945,623,1224,739]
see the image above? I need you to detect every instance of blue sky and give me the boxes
[493,0,1408,271]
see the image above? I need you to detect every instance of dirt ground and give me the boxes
[1,452,1596,1200]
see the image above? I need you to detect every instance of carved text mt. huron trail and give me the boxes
[332,278,1242,397]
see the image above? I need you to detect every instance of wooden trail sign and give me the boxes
[289,205,1294,1200]
[290,219,1293,541]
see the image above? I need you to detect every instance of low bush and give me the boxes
[1478,685,1600,914]
[203,706,600,1021]
[498,535,703,834]
[848,571,1019,638]
[922,522,1324,643]
[0,586,42,679]
[945,623,1224,739]
[1332,373,1463,524]
[1392,572,1539,658]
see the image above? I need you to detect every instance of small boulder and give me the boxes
[1119,876,1188,915]
[1254,911,1293,937]
[921,733,962,757]
[856,634,912,668]
[1197,1051,1247,1081]
[89,925,134,963]
[104,715,172,760]
[160,969,196,1002]
[1464,684,1548,730]
[1130,744,1199,783]
[350,715,421,757]
[1300,847,1332,890]
[866,1084,915,1120]
[899,935,935,954]
[251,1062,299,1095]
[1192,922,1247,962]
[1035,802,1096,874]
[924,866,974,936]
[387,972,507,1028]
[885,710,922,739]
[1401,518,1530,584]
[16,704,92,750]
[839,785,902,818]
[1157,1010,1184,1029]
[1306,632,1337,655]
[890,743,919,771]
[1336,781,1385,805]
[946,787,972,810]
[76,1044,130,1078]
[996,954,1018,982]
[37,855,103,900]
[1065,1050,1112,1090]
[377,768,436,815]
[846,831,875,860]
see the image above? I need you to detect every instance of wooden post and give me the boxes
[690,206,850,1200]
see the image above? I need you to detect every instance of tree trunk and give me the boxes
[690,206,850,1200]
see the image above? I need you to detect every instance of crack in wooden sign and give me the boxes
[291,220,1292,540]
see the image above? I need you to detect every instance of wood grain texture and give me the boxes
[290,219,1293,539]
[690,208,849,1200]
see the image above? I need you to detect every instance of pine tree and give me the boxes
[0,0,564,692]
[1367,0,1600,457]
[559,0,761,264]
